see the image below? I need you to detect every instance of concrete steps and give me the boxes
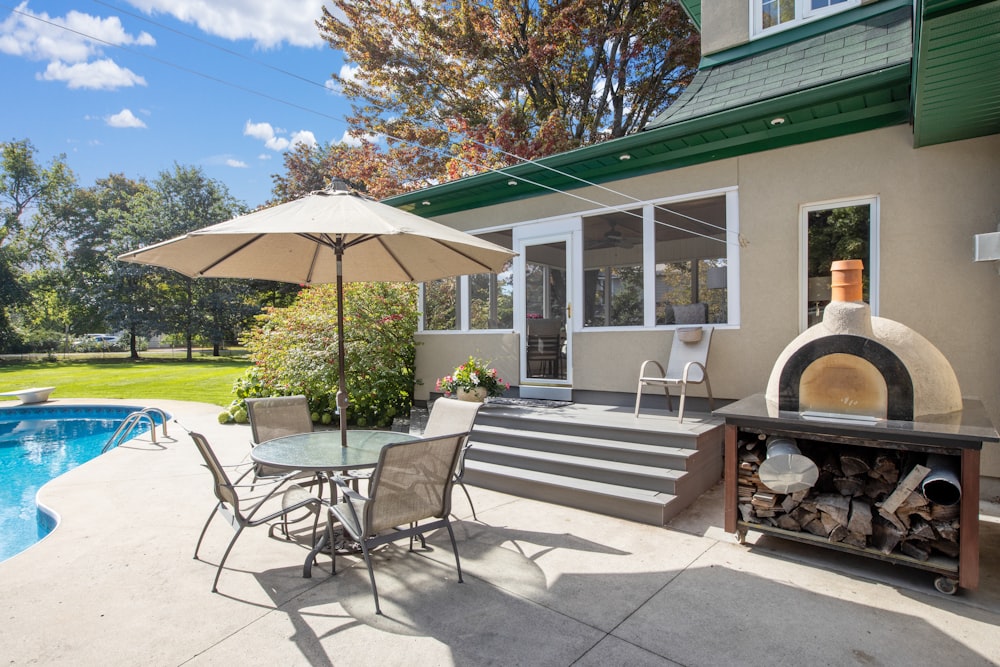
[462,403,724,525]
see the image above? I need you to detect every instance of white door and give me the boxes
[515,224,575,400]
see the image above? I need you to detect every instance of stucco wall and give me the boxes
[701,0,748,56]
[417,125,1000,475]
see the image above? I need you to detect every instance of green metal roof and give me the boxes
[645,6,911,129]
[677,0,701,30]
[912,0,1000,147]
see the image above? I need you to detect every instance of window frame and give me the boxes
[798,195,880,332]
[417,187,741,334]
[751,0,860,38]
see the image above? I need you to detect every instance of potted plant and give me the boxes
[436,356,509,402]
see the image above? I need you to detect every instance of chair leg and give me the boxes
[634,382,644,417]
[359,541,383,615]
[705,375,715,412]
[445,521,464,584]
[458,480,477,521]
[677,385,687,424]
[212,525,246,593]
[194,504,221,560]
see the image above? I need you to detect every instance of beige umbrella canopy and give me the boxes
[119,183,515,445]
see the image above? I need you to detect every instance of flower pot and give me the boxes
[456,386,489,402]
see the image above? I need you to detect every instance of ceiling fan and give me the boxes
[587,221,637,249]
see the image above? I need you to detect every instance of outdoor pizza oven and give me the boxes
[765,260,962,422]
[719,261,997,594]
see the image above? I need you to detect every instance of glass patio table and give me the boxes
[250,429,416,576]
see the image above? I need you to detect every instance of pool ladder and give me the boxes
[102,407,169,453]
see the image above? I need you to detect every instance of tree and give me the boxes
[305,0,699,198]
[0,139,77,350]
[108,164,246,359]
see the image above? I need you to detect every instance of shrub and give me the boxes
[235,282,418,428]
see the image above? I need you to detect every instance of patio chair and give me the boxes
[246,395,314,476]
[190,431,323,592]
[325,433,467,615]
[526,318,562,377]
[634,326,714,423]
[423,398,482,520]
[246,395,323,533]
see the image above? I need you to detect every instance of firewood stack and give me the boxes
[736,438,960,560]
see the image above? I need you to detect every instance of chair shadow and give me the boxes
[246,515,1000,666]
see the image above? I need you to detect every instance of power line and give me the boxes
[6,2,737,246]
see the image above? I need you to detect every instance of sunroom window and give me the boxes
[421,229,514,331]
[469,230,514,330]
[654,196,729,325]
[582,210,644,327]
[755,0,858,36]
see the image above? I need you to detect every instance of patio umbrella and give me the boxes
[118,182,515,446]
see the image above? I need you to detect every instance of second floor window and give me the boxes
[755,0,858,36]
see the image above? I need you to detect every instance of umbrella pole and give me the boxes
[336,247,348,448]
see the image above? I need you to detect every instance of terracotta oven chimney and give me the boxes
[765,260,962,421]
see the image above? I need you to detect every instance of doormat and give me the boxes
[485,397,573,409]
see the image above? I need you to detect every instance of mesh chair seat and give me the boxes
[320,433,467,615]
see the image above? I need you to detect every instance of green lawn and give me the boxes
[0,353,250,407]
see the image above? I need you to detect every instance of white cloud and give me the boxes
[244,120,315,153]
[338,129,378,148]
[107,108,146,128]
[326,63,360,96]
[40,59,147,90]
[1,3,154,90]
[226,158,248,168]
[123,0,331,49]
[289,130,316,148]
[257,153,271,160]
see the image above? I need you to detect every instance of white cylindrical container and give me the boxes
[757,436,819,493]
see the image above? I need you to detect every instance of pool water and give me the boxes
[0,405,155,562]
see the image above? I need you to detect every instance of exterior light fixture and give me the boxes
[421,200,431,206]
[507,179,518,186]
[770,117,786,126]
[619,154,632,161]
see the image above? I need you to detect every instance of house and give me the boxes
[384,0,1000,488]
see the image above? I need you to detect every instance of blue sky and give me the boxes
[2,0,360,208]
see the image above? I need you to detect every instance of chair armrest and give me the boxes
[681,360,707,382]
[638,360,666,379]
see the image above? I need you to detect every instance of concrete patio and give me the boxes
[2,399,998,666]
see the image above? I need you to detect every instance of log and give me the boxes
[840,454,871,477]
[815,494,850,527]
[871,519,905,554]
[930,539,960,558]
[833,477,865,497]
[932,520,958,542]
[870,455,900,484]
[820,511,842,535]
[899,540,931,561]
[879,465,931,515]
[842,532,868,549]
[909,517,936,541]
[780,494,801,513]
[776,514,801,531]
[804,518,829,537]
[828,525,848,543]
[863,478,895,501]
[847,499,873,536]
[790,507,818,527]
[752,492,778,508]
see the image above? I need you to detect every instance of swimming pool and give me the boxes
[0,405,162,562]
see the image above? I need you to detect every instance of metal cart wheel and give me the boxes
[934,576,958,595]
[735,527,747,545]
